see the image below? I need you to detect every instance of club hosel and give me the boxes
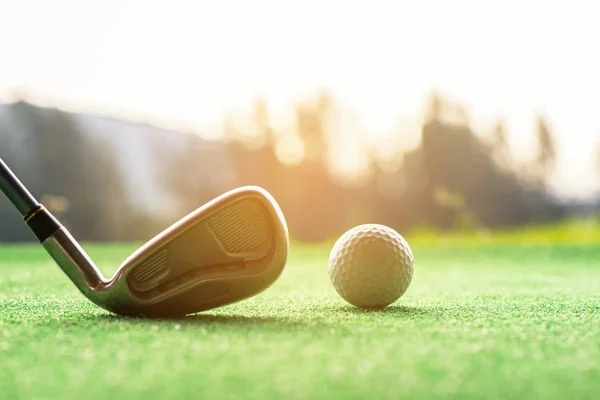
[42,227,108,293]
[25,206,107,292]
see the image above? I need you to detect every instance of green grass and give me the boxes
[1,241,600,399]
[405,217,600,245]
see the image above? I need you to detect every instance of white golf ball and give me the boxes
[328,224,414,309]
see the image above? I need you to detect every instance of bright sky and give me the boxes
[1,0,599,198]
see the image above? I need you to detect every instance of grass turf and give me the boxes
[1,242,600,399]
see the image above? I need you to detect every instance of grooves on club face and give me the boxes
[45,186,289,318]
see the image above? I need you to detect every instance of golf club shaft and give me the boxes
[0,157,40,216]
[0,156,106,289]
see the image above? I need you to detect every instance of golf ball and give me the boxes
[328,224,414,309]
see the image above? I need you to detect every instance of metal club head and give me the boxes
[0,157,289,317]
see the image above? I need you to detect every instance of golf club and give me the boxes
[0,157,289,317]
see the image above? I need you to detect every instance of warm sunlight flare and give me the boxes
[1,0,599,198]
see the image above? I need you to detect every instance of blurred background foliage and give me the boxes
[1,91,598,243]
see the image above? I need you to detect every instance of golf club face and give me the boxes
[48,185,289,318]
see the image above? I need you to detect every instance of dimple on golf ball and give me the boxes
[328,224,414,309]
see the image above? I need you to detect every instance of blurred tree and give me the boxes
[287,91,347,241]
[252,98,278,147]
[415,95,542,229]
[251,98,281,192]
[493,121,508,148]
[295,90,334,168]
[223,99,281,196]
[534,114,557,183]
[424,92,443,123]
[492,121,508,152]
[222,114,239,143]
[490,120,512,169]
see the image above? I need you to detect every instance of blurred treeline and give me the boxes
[0,94,598,243]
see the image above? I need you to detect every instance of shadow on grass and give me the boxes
[92,313,309,329]
[76,304,443,329]
[1,300,447,328]
[294,303,448,319]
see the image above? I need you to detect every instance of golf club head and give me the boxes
[96,185,289,317]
